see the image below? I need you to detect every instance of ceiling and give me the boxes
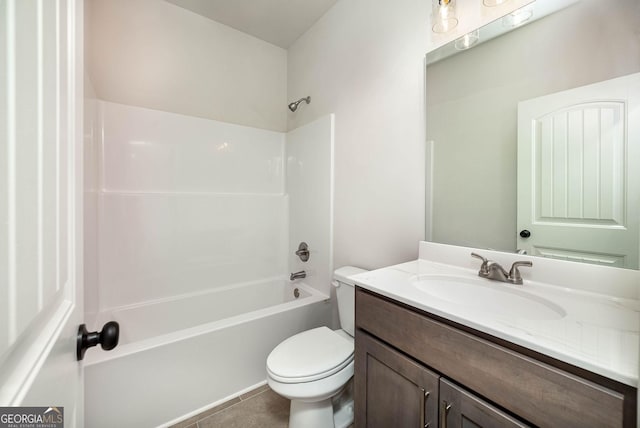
[164,0,339,48]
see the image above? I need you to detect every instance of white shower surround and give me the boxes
[88,101,289,314]
[83,101,335,426]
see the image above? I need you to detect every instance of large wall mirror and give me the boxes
[426,0,640,269]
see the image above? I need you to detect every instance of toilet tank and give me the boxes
[333,266,368,337]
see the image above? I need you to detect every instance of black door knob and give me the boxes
[77,321,120,361]
[520,229,531,238]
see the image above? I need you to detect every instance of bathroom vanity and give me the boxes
[352,242,639,427]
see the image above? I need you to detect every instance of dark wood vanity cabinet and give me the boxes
[354,288,637,428]
[355,329,439,428]
[356,330,529,428]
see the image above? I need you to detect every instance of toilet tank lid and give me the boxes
[333,266,367,286]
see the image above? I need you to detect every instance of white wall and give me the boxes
[94,101,287,310]
[287,0,430,270]
[85,0,287,132]
[427,0,640,252]
[287,115,334,296]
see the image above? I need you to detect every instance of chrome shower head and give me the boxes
[288,96,311,112]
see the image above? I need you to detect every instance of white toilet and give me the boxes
[266,266,366,428]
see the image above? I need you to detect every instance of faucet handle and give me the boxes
[471,252,488,263]
[508,261,532,285]
[471,253,490,275]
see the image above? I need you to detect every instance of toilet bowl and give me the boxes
[266,266,366,428]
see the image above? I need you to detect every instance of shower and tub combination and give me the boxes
[83,99,335,427]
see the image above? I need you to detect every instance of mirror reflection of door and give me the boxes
[517,72,640,268]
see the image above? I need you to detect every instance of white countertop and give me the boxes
[352,257,640,387]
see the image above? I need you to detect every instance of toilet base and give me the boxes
[289,399,334,428]
[333,397,354,428]
[287,390,354,428]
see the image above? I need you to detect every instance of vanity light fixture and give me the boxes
[432,0,458,33]
[502,6,534,27]
[454,30,480,50]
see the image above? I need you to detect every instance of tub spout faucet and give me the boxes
[290,271,306,281]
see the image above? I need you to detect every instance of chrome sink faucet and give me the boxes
[471,253,532,285]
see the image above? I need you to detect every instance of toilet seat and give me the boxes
[267,327,354,384]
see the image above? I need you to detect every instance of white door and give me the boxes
[517,73,640,268]
[1,0,84,426]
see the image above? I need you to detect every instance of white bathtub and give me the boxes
[84,278,331,428]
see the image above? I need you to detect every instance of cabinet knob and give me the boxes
[519,229,531,238]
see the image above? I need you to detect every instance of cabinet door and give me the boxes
[355,330,439,428]
[439,379,530,428]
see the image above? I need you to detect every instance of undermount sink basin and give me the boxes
[411,275,566,321]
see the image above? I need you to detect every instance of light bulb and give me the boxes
[455,30,480,50]
[432,0,458,33]
[503,6,533,27]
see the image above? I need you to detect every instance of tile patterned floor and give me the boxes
[170,384,355,428]
[169,385,289,428]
